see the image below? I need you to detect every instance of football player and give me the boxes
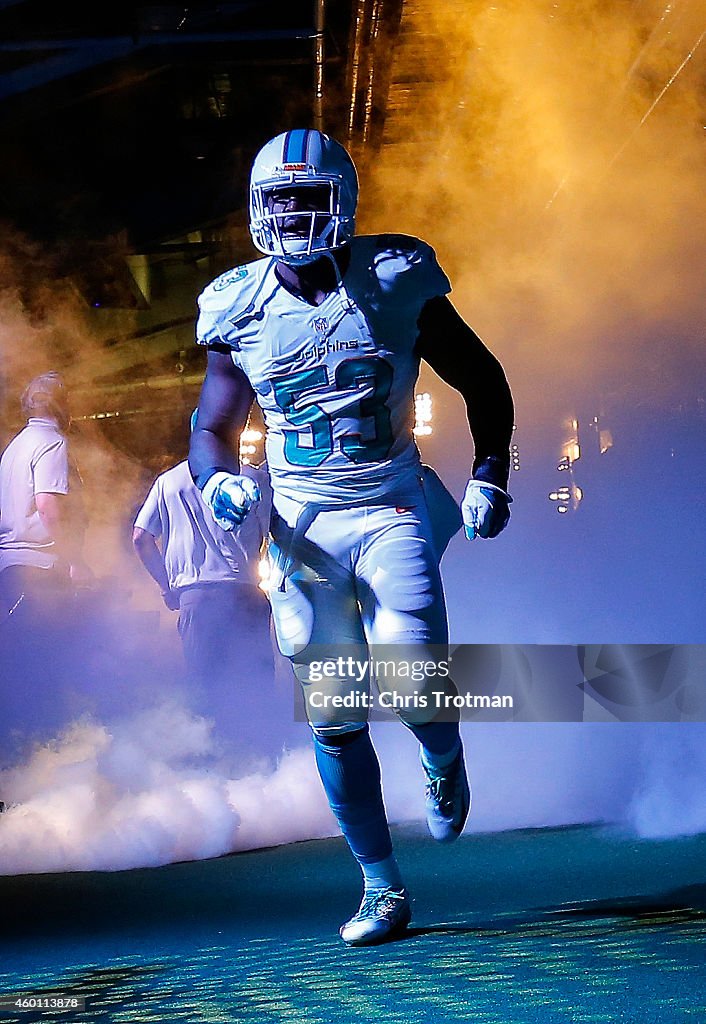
[189,129,514,945]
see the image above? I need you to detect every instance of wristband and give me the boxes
[472,454,510,490]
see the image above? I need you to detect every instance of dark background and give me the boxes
[0,0,403,463]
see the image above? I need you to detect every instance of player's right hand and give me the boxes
[200,471,261,531]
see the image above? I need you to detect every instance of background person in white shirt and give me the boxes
[0,371,90,623]
[132,423,284,754]
[0,372,93,766]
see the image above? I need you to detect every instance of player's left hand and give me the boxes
[201,471,261,531]
[461,480,512,540]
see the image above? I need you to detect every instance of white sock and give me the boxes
[420,738,462,775]
[361,853,404,892]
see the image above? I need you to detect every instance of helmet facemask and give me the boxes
[250,177,353,265]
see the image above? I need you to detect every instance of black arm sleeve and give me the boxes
[188,348,256,487]
[415,295,514,489]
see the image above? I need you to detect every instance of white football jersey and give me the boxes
[196,234,450,505]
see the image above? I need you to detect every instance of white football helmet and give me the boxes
[249,129,358,264]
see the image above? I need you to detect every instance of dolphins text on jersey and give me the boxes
[196,234,450,505]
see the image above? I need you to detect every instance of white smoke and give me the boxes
[0,703,337,875]
[2,711,704,876]
[625,724,706,839]
[377,721,706,839]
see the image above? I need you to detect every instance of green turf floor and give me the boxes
[1,824,704,1023]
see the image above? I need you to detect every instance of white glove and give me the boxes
[201,472,261,531]
[461,480,512,540]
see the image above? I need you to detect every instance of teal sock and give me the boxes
[361,853,404,892]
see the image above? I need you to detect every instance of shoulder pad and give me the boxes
[196,257,270,348]
[374,233,425,255]
[366,234,451,301]
[371,233,437,266]
[198,260,262,311]
[210,265,250,293]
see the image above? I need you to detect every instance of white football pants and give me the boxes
[268,484,457,734]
